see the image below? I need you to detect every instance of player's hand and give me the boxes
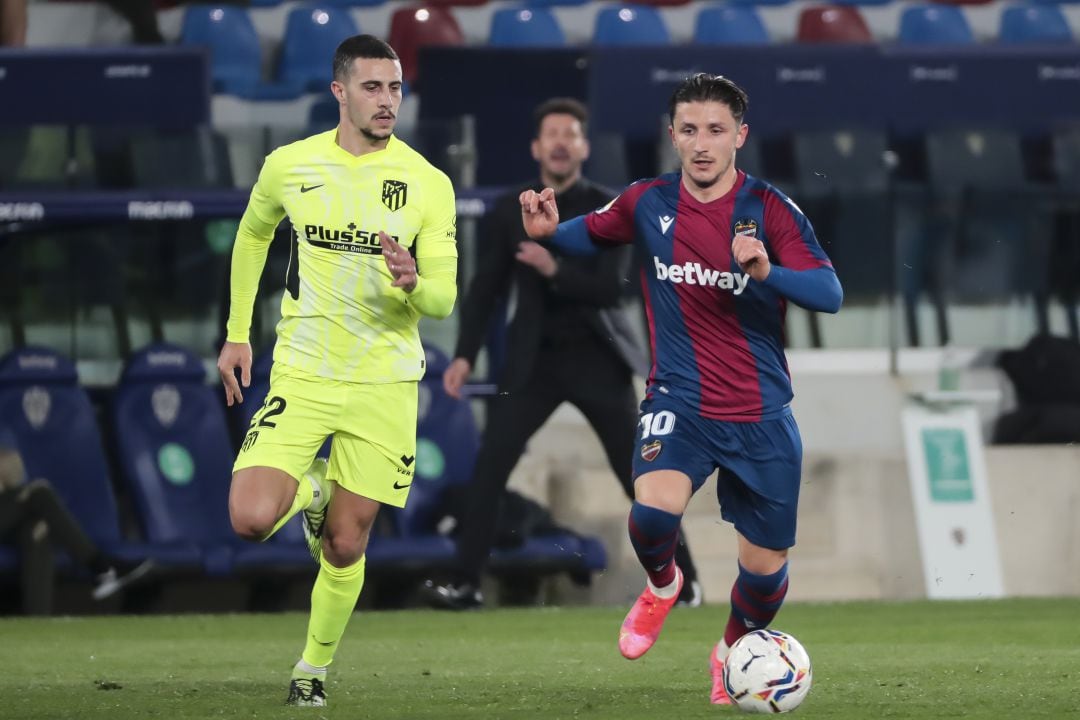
[520,187,559,239]
[442,357,472,399]
[515,241,557,278]
[732,233,771,282]
[380,231,417,293]
[217,341,252,407]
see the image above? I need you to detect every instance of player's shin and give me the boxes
[627,501,682,593]
[302,554,366,668]
[722,561,789,648]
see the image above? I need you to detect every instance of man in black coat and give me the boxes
[423,98,701,609]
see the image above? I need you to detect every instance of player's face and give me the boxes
[334,57,403,142]
[670,101,748,190]
[531,113,589,184]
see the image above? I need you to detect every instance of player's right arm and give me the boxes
[520,184,638,256]
[218,152,287,406]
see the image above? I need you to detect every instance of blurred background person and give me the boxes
[423,97,702,610]
[0,447,153,615]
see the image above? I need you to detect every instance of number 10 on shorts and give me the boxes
[640,410,676,439]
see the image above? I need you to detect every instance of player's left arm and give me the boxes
[407,168,459,319]
[735,192,843,314]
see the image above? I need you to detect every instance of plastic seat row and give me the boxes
[180,2,1075,98]
[0,344,605,582]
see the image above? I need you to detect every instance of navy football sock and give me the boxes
[723,562,789,646]
[627,501,682,589]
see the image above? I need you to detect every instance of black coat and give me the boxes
[454,178,649,392]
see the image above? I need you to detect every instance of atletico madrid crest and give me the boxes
[382,179,407,211]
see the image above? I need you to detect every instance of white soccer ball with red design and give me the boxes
[722,629,812,714]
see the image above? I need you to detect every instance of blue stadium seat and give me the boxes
[593,5,670,45]
[112,343,241,575]
[180,6,303,100]
[694,5,770,44]
[726,0,790,7]
[0,347,200,569]
[279,5,360,92]
[378,346,475,567]
[489,6,566,47]
[999,4,1074,43]
[898,5,975,45]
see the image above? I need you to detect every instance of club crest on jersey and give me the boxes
[640,440,662,462]
[382,179,408,212]
[733,218,759,238]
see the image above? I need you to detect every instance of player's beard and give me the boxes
[686,152,733,190]
[360,125,394,142]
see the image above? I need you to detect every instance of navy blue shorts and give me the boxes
[631,393,804,550]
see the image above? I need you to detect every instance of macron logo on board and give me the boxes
[653,256,749,295]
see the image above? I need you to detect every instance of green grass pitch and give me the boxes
[2,598,1078,719]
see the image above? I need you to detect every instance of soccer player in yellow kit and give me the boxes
[216,35,457,707]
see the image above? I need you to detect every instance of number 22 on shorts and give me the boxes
[242,395,288,451]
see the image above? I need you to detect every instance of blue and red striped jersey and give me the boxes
[583,170,836,422]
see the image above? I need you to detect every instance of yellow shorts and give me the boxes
[233,362,417,507]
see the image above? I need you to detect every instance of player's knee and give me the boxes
[228,503,278,542]
[323,531,367,567]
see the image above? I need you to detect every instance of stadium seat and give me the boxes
[726,0,790,6]
[392,346,479,542]
[828,0,891,6]
[384,346,607,579]
[1054,128,1080,190]
[387,5,465,87]
[593,5,671,45]
[111,343,241,574]
[0,126,97,190]
[180,6,303,100]
[521,0,587,6]
[922,130,1046,343]
[278,5,360,92]
[792,130,892,303]
[1050,129,1080,339]
[693,5,770,45]
[898,5,975,45]
[999,4,1074,43]
[129,127,233,189]
[0,347,200,569]
[489,6,566,47]
[796,5,873,43]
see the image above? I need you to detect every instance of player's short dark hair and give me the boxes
[533,98,589,139]
[668,73,749,126]
[333,34,399,82]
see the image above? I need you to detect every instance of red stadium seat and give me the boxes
[627,0,694,6]
[388,5,465,86]
[796,5,873,43]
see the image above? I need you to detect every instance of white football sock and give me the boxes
[648,567,682,599]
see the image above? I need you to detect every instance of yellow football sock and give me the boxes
[266,472,314,539]
[301,554,365,668]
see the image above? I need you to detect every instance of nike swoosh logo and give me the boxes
[393,480,412,490]
[312,635,335,647]
[300,183,324,193]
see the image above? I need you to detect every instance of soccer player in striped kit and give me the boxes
[520,73,842,704]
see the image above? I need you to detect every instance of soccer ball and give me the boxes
[722,629,812,714]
